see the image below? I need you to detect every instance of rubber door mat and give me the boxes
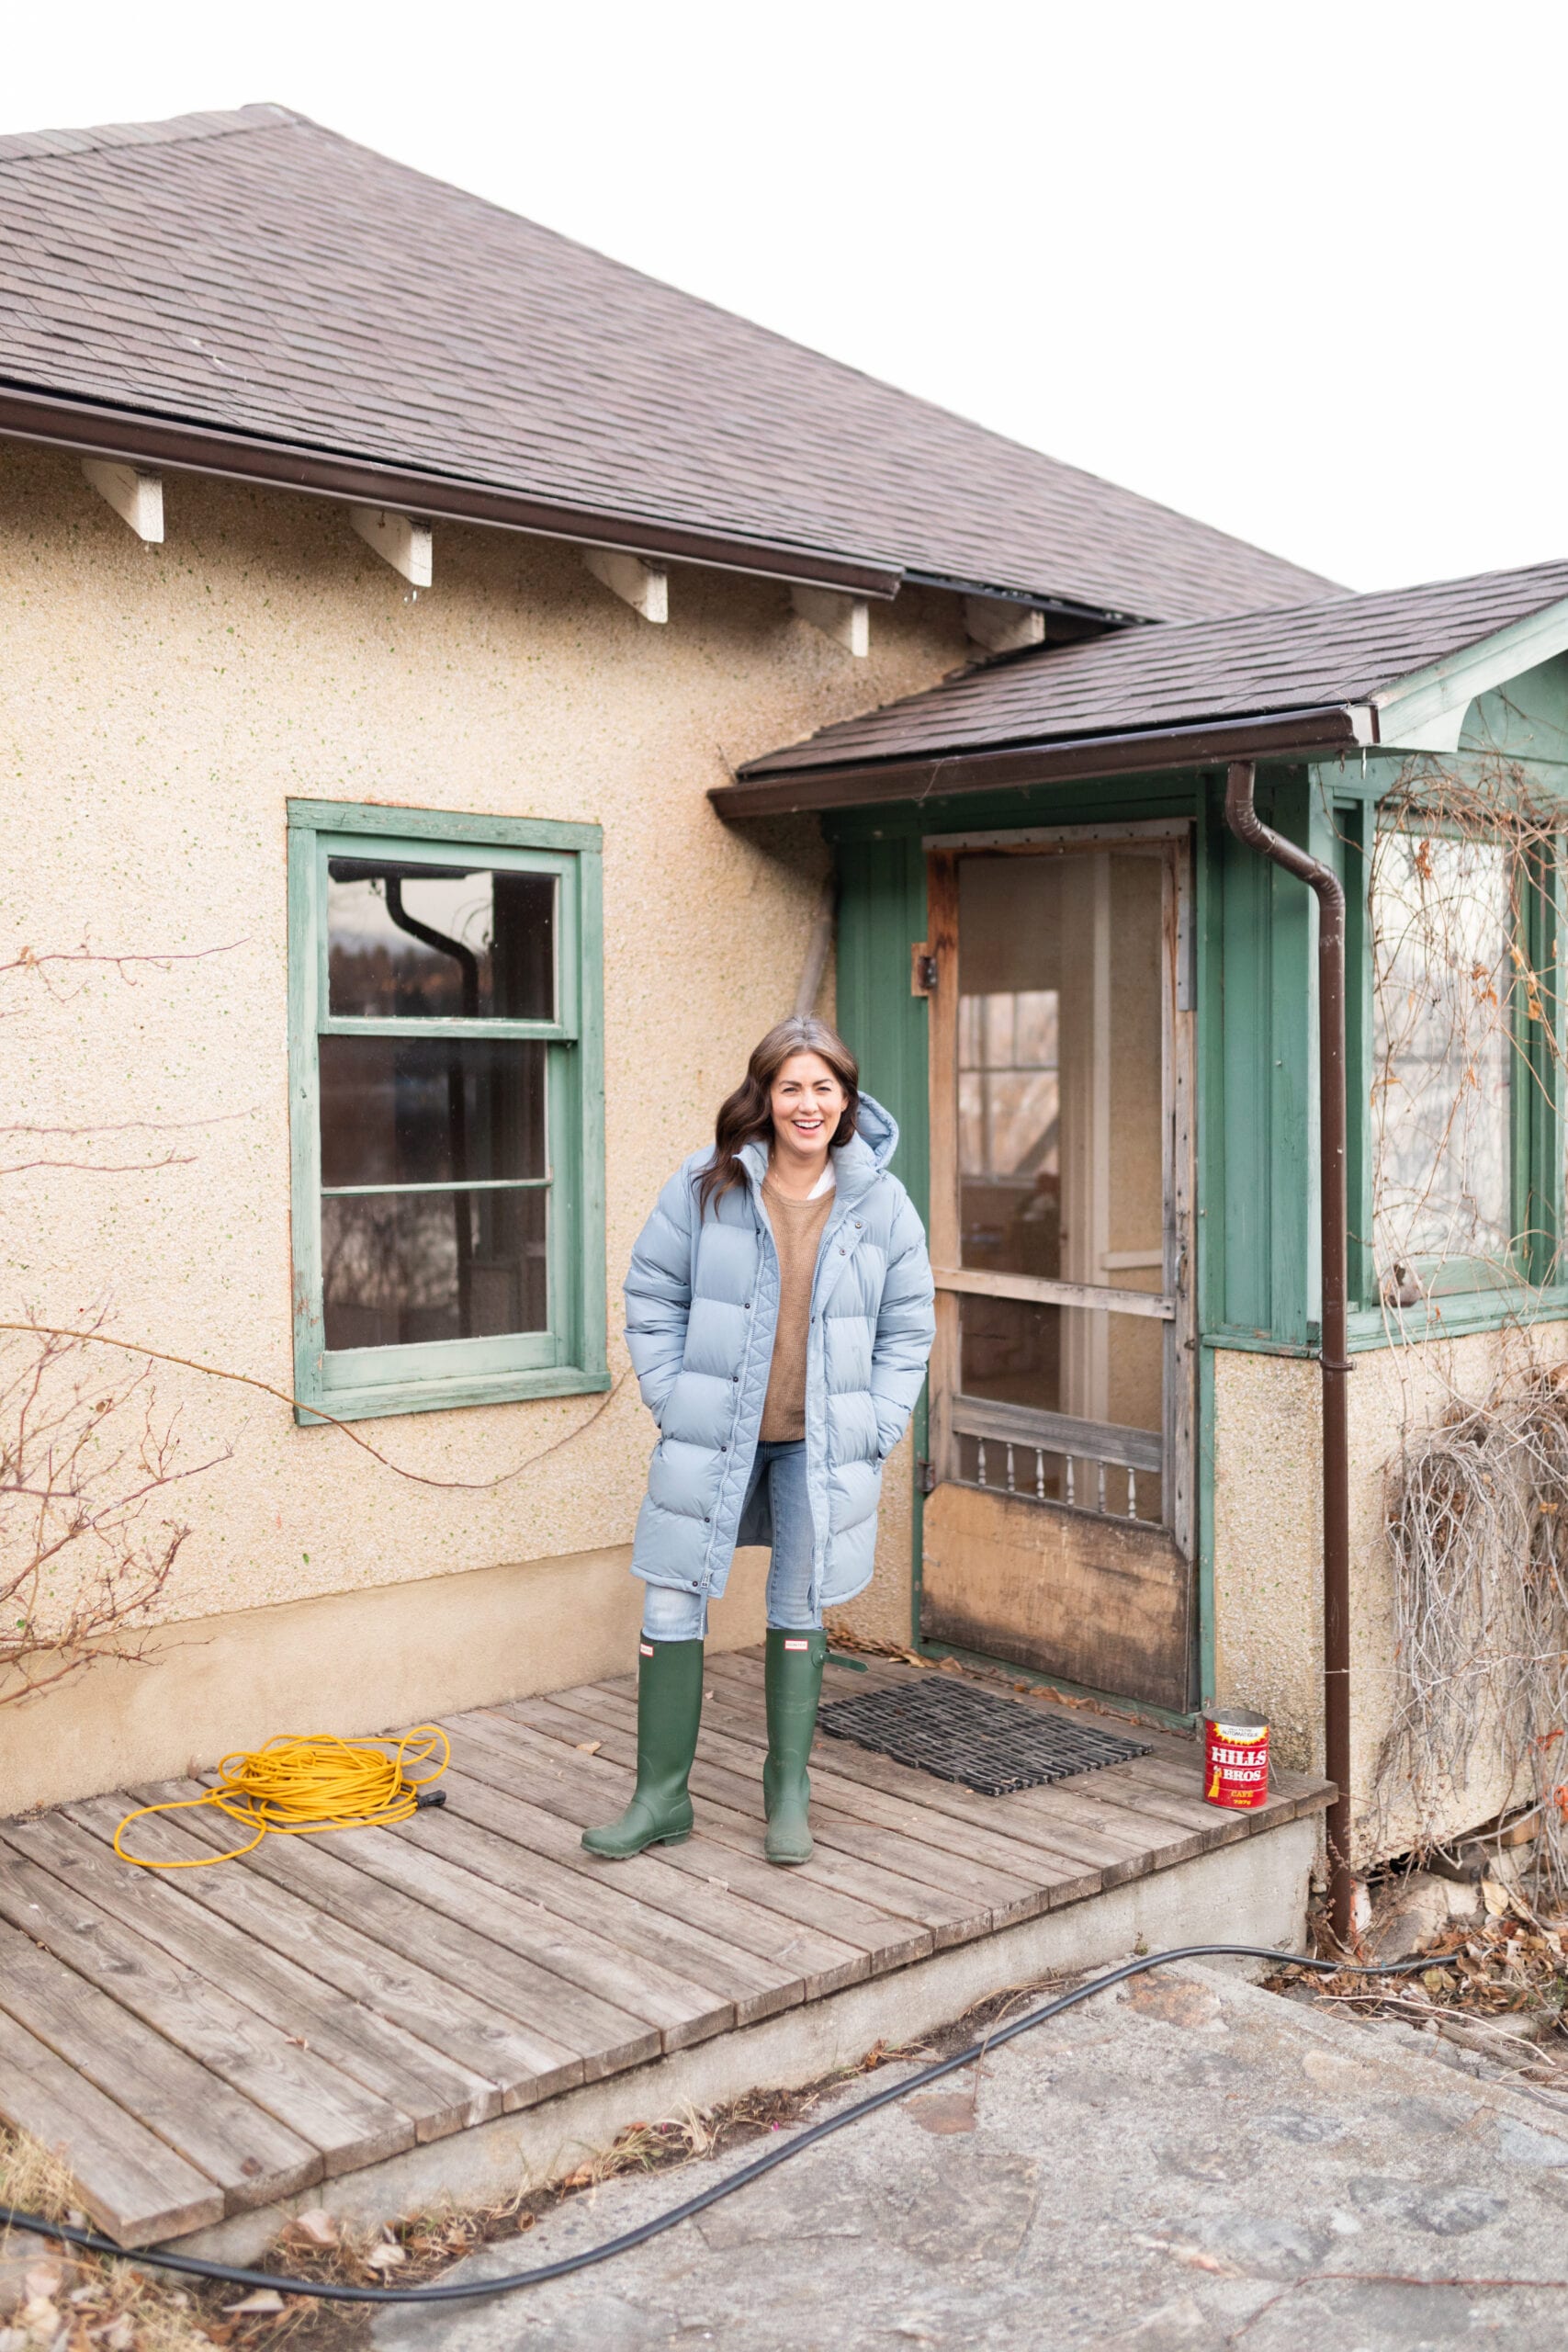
[818,1677,1153,1796]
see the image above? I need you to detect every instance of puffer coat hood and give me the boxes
[623,1094,935,1612]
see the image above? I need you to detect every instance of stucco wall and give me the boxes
[0,443,965,1811]
[1213,1321,1568,1864]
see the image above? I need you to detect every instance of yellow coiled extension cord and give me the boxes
[113,1727,450,1869]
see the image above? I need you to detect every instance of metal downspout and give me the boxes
[1224,761,1354,1950]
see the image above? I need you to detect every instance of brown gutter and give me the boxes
[1224,759,1353,1951]
[715,706,1376,820]
[0,384,903,600]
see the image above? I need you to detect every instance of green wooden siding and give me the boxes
[833,831,931,1640]
[833,832,930,1227]
[1201,768,1315,1347]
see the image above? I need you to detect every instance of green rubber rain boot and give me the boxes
[763,1626,827,1864]
[581,1638,705,1858]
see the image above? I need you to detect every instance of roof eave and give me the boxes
[1373,592,1568,752]
[713,706,1379,820]
[0,382,907,600]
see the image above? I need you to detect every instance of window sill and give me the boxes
[1203,1288,1568,1357]
[294,1363,612,1426]
[1348,1286,1568,1351]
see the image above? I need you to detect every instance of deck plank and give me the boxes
[62,1795,499,2142]
[516,1694,1008,1950]
[34,1811,589,2109]
[422,1746,867,2007]
[710,1654,1204,1875]
[344,1804,788,2037]
[454,1710,934,1971]
[558,1680,1056,1924]
[152,1787,595,2106]
[0,1914,310,2220]
[0,1831,410,2179]
[163,1814,653,2090]
[0,2006,223,2247]
[684,1674,1108,1895]
[386,1804,733,2043]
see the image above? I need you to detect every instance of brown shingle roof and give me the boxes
[731,558,1568,802]
[0,105,1337,621]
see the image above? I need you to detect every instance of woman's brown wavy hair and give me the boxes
[696,1017,860,1216]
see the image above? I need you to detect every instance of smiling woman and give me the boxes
[581,1015,935,1868]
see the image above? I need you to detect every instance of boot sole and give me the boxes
[581,1825,693,1859]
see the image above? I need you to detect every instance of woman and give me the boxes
[583,1016,935,1866]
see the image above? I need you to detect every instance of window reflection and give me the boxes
[321,1188,547,1349]
[1372,831,1513,1268]
[319,1038,546,1191]
[327,860,555,1020]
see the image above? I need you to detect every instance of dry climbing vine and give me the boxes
[1369,749,1568,1894]
[1379,1355,1568,1894]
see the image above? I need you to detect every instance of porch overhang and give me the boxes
[716,560,1568,821]
[711,704,1377,820]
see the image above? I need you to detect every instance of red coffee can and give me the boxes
[1202,1708,1269,1810]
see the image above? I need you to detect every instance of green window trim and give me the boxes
[287,798,606,1424]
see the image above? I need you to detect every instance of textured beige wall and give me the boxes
[0,1542,776,1818]
[0,442,965,1809]
[1211,1351,1323,1771]
[1213,1322,1568,1863]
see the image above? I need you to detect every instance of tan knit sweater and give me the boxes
[760,1173,834,1442]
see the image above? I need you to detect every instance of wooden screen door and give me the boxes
[919,821,1197,1713]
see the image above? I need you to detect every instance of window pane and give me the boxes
[956,851,1164,1289]
[959,1295,1163,1433]
[1372,831,1513,1266]
[321,1188,547,1349]
[327,858,555,1019]
[319,1038,546,1190]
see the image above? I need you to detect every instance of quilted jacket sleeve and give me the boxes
[623,1160,699,1423]
[869,1189,937,1460]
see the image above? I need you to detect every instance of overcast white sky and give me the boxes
[6,2,1561,597]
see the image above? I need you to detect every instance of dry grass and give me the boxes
[1275,1890,1568,2096]
[0,2123,215,2352]
[0,2036,923,2352]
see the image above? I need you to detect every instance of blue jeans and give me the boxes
[641,1440,818,1642]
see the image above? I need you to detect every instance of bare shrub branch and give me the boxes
[0,1317,231,1708]
[1,938,248,993]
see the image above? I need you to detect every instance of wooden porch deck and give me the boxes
[0,1651,1330,2246]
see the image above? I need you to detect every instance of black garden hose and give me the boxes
[1,1943,1440,2309]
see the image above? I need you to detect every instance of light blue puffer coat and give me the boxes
[624,1096,935,1613]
